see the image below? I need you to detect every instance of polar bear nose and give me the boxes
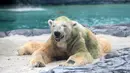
[54,31,61,38]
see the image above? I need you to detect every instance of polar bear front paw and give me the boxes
[59,60,75,66]
[17,48,27,56]
[30,59,45,67]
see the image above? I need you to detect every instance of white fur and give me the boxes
[57,42,67,51]
[48,20,85,50]
[73,21,86,31]
[48,20,72,42]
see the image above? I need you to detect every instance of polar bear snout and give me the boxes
[53,31,64,42]
[54,31,61,38]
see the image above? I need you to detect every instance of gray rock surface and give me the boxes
[0,24,130,37]
[32,29,50,36]
[0,32,7,37]
[40,47,130,73]
[90,24,130,37]
[7,29,33,36]
[3,29,50,37]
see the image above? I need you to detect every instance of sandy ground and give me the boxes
[0,34,130,73]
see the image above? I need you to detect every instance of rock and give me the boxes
[93,29,108,35]
[32,29,50,36]
[4,29,50,37]
[41,47,130,73]
[105,51,120,59]
[112,30,126,37]
[7,29,33,36]
[125,29,130,37]
[116,24,130,27]
[0,24,129,37]
[112,26,128,37]
[91,24,130,37]
[0,32,7,37]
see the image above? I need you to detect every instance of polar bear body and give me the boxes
[18,16,111,67]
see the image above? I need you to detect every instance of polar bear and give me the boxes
[18,16,111,67]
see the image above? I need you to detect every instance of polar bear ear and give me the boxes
[48,19,53,26]
[72,21,77,27]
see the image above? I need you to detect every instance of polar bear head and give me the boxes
[48,16,77,42]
